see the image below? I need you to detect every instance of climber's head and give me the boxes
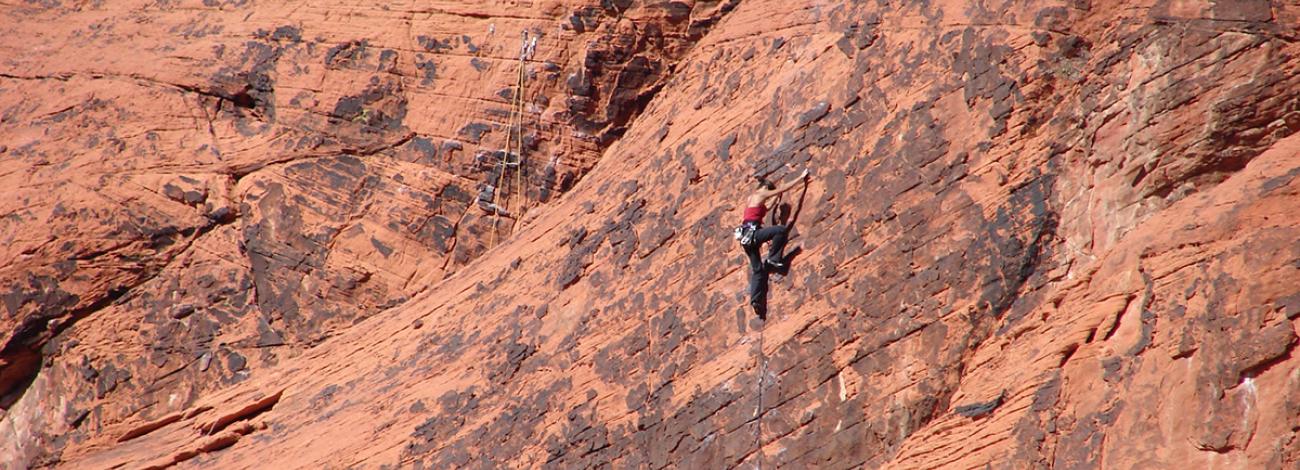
[755,176,776,191]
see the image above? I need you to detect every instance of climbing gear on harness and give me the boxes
[734,221,759,247]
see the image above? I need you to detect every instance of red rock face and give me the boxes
[0,0,737,465]
[3,0,1300,468]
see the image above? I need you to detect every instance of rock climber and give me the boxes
[735,168,809,318]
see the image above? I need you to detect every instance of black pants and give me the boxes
[743,225,789,317]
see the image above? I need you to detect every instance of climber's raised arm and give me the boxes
[753,168,809,201]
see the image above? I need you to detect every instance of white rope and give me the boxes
[753,324,767,470]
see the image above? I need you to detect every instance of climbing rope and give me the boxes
[510,39,527,235]
[490,31,534,247]
[513,33,537,235]
[753,324,767,470]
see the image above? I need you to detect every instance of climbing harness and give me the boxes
[734,221,759,247]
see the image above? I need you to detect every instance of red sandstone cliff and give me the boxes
[3,0,1300,468]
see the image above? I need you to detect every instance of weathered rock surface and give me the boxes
[4,0,1300,468]
[0,0,737,465]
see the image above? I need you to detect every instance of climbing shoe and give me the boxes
[763,257,786,271]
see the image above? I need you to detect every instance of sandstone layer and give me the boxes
[3,0,1300,469]
[1,0,737,465]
